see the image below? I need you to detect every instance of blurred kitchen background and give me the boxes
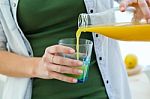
[0,1,150,99]
[119,41,150,99]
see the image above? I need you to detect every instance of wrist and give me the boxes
[26,57,41,78]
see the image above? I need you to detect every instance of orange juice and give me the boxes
[76,24,150,59]
[77,24,150,41]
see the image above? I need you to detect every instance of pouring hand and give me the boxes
[119,0,150,23]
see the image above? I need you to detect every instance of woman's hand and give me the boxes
[33,45,83,83]
[119,0,150,23]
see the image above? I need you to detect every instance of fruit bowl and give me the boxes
[127,65,142,76]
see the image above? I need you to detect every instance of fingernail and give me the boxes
[73,79,77,83]
[78,70,83,74]
[120,7,125,12]
[78,61,83,65]
[70,49,75,53]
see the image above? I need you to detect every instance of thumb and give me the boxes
[119,0,131,12]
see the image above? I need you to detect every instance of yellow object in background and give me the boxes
[124,54,138,69]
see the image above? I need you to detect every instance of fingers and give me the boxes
[120,0,150,19]
[146,0,150,6]
[50,71,78,83]
[138,0,150,19]
[42,45,83,83]
[120,0,139,11]
[119,1,127,12]
[44,52,82,66]
[120,0,134,11]
[51,55,82,66]
[47,63,83,75]
[45,45,75,54]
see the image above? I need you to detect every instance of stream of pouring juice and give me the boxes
[76,24,150,59]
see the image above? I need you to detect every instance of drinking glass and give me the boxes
[58,38,93,83]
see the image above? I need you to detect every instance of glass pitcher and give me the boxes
[77,7,150,41]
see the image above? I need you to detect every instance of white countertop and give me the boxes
[128,72,150,99]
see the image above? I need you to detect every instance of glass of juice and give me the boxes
[58,38,93,83]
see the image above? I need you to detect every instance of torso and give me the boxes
[17,0,108,98]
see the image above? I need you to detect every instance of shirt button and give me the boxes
[99,57,102,60]
[106,80,109,84]
[90,9,93,13]
[28,51,31,56]
[13,3,16,7]
[96,34,98,37]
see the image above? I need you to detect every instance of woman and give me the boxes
[0,0,149,99]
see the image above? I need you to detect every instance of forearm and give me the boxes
[0,51,40,78]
